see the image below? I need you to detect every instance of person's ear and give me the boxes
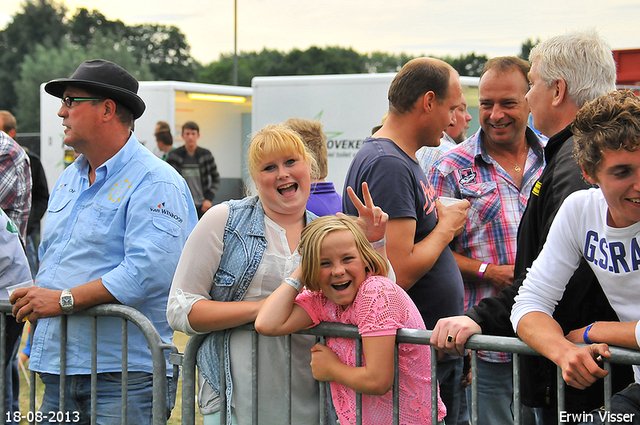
[102,99,117,121]
[583,169,598,185]
[552,79,567,107]
[422,91,436,113]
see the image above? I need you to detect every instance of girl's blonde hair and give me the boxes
[248,124,318,179]
[299,215,389,291]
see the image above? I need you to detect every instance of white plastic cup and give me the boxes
[438,196,465,206]
[7,280,33,322]
[7,280,33,297]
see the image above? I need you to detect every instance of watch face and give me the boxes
[60,292,73,310]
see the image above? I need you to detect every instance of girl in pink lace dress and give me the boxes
[256,192,446,425]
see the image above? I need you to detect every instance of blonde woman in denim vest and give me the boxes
[167,124,322,424]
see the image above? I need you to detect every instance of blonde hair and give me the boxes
[248,124,318,179]
[299,215,388,291]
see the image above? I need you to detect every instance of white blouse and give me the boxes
[167,202,301,334]
[166,202,319,424]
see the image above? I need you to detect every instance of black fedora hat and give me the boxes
[45,59,146,119]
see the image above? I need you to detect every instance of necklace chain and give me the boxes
[490,150,527,173]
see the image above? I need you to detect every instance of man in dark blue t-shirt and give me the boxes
[342,57,470,425]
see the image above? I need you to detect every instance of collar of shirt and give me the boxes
[474,127,546,165]
[441,132,457,147]
[73,132,138,184]
[310,182,338,194]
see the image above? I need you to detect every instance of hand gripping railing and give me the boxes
[0,301,178,425]
[177,322,640,425]
[456,332,640,425]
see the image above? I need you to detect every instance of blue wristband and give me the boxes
[583,322,596,344]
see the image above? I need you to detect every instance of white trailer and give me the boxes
[40,81,253,204]
[40,74,480,202]
[251,74,480,194]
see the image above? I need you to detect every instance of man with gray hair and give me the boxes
[430,29,633,423]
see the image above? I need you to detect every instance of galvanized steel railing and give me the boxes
[1,299,637,425]
[177,322,640,425]
[0,301,177,425]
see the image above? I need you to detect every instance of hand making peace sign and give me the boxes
[342,182,388,245]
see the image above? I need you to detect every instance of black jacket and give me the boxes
[24,149,49,236]
[466,126,633,415]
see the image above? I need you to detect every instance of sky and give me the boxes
[1,0,639,65]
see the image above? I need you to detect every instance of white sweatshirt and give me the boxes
[512,188,640,382]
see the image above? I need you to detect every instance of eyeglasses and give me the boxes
[61,96,105,107]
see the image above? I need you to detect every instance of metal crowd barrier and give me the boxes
[0,301,178,425]
[2,297,636,425]
[177,322,640,425]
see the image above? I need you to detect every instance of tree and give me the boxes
[200,46,495,85]
[0,0,67,112]
[442,53,488,77]
[15,37,153,132]
[1,0,197,131]
[67,9,200,81]
[122,24,200,82]
[67,8,126,49]
[200,46,369,86]
[198,51,263,86]
[364,52,414,73]
[518,38,541,61]
[278,46,366,75]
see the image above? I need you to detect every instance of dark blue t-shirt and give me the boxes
[342,137,464,329]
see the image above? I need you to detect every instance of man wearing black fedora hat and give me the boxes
[9,59,198,423]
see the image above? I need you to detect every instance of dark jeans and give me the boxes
[580,383,640,425]
[438,357,468,425]
[3,320,24,425]
[39,372,177,425]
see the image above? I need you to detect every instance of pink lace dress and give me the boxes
[295,274,446,425]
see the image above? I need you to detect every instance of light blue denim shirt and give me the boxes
[30,133,197,375]
[197,195,316,418]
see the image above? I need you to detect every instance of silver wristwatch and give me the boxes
[59,288,74,314]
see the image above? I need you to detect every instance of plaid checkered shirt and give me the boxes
[430,128,545,363]
[0,131,31,242]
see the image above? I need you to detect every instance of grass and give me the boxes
[16,328,203,425]
[169,331,203,425]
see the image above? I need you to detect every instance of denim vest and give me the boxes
[196,195,316,417]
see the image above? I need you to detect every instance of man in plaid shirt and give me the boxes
[430,57,546,425]
[0,126,31,243]
[0,118,31,422]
